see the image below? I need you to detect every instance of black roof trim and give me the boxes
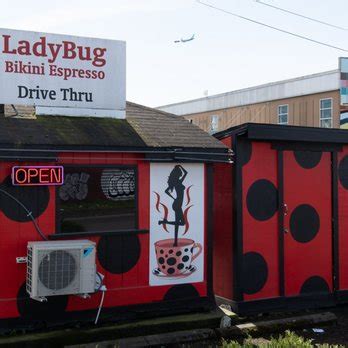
[0,145,229,153]
[214,123,348,144]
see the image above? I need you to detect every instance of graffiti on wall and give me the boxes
[101,169,135,200]
[59,172,90,201]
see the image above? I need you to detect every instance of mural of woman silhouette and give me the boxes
[159,165,188,246]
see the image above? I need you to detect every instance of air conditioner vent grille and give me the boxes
[38,250,78,290]
[26,240,96,298]
[26,246,33,293]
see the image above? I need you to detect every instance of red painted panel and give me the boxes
[338,147,348,290]
[243,142,279,301]
[0,161,57,318]
[220,136,232,148]
[213,163,233,300]
[0,153,208,322]
[0,165,21,318]
[283,151,332,296]
[137,162,150,286]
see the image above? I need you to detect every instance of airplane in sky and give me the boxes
[174,34,195,43]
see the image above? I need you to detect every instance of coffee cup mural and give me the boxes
[152,164,203,279]
[154,238,202,277]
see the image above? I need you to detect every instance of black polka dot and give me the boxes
[178,263,184,270]
[17,283,68,320]
[0,176,49,222]
[169,249,173,254]
[158,257,165,264]
[176,251,182,257]
[294,151,322,169]
[185,248,188,252]
[160,249,164,254]
[339,155,348,190]
[290,204,320,243]
[242,252,268,295]
[167,257,176,266]
[167,268,175,274]
[300,276,330,295]
[238,138,252,166]
[246,179,278,221]
[163,284,199,301]
[97,234,140,274]
[182,255,189,262]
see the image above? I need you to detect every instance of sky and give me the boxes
[1,0,347,107]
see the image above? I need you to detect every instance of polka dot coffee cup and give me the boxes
[154,238,202,276]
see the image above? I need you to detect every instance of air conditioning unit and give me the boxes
[26,240,96,299]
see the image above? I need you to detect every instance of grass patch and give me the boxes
[222,330,344,348]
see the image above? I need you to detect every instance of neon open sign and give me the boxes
[12,166,64,186]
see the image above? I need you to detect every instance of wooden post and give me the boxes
[0,104,4,116]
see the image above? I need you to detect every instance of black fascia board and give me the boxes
[214,123,348,144]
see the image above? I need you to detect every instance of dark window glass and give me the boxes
[58,167,136,233]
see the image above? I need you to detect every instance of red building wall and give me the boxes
[214,132,337,310]
[0,152,209,324]
[242,141,279,301]
[213,162,233,300]
[338,147,348,291]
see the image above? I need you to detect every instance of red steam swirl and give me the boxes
[154,191,169,232]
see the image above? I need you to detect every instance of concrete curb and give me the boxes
[0,311,337,347]
[70,329,216,348]
[217,312,337,339]
[66,312,337,347]
[0,311,224,347]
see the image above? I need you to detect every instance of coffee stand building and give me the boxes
[4,27,348,334]
[0,101,229,330]
[213,123,348,314]
[0,28,231,331]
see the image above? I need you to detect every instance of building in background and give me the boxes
[158,59,348,134]
[340,58,348,129]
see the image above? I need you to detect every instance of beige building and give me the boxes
[158,70,343,133]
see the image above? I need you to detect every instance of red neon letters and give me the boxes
[12,166,64,186]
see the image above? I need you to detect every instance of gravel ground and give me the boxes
[242,304,348,347]
[169,304,348,347]
[295,306,348,346]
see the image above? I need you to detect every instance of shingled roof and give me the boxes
[0,102,225,151]
[126,102,225,149]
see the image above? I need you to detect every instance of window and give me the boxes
[320,98,333,128]
[278,105,288,125]
[58,166,136,233]
[210,115,219,133]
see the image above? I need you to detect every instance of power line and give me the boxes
[254,0,347,31]
[196,0,348,53]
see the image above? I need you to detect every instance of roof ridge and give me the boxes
[126,101,177,118]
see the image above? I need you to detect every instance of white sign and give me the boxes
[150,163,204,286]
[0,28,125,117]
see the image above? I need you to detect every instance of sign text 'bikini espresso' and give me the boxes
[0,28,125,114]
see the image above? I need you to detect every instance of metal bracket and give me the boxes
[16,257,27,264]
[77,293,91,299]
[32,296,48,302]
